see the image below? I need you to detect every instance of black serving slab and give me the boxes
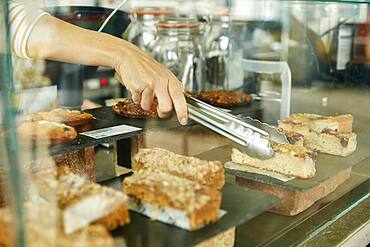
[47,106,185,156]
[47,100,266,156]
[101,175,278,247]
[196,134,370,192]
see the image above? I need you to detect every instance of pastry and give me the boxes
[25,108,94,127]
[231,142,317,179]
[17,121,77,143]
[132,148,225,189]
[123,169,221,230]
[112,98,158,118]
[196,90,252,107]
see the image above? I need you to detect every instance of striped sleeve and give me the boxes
[9,2,50,59]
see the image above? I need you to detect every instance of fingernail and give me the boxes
[180,118,188,126]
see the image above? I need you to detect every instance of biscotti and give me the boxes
[280,113,353,133]
[35,167,130,234]
[132,148,225,189]
[123,169,221,230]
[25,108,94,127]
[278,113,357,156]
[231,142,317,179]
[17,121,77,143]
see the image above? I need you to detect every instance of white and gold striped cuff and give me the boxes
[9,2,50,59]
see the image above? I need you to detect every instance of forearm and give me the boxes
[27,14,134,68]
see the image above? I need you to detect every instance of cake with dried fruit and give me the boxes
[280,113,353,133]
[132,148,225,189]
[231,142,317,179]
[278,114,357,156]
[123,169,221,230]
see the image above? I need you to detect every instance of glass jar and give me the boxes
[204,11,230,90]
[151,18,205,93]
[125,7,174,53]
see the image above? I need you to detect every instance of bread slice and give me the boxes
[35,167,130,234]
[132,148,225,189]
[123,169,221,230]
[281,113,353,133]
[17,121,77,143]
[278,119,357,157]
[231,142,317,179]
[25,108,94,127]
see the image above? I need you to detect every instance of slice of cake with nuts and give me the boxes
[123,169,222,230]
[132,148,225,189]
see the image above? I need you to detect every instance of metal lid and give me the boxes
[157,17,203,34]
[130,7,175,16]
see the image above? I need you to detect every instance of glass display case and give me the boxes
[0,0,369,246]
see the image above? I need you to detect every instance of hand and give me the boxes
[114,41,188,125]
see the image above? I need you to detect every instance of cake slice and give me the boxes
[35,167,130,234]
[278,117,357,156]
[231,142,317,179]
[280,113,353,133]
[25,108,94,127]
[132,148,225,189]
[279,130,305,147]
[123,169,221,230]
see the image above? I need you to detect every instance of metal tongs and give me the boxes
[186,95,289,159]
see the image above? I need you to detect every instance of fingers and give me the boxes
[168,78,188,125]
[115,72,142,104]
[141,87,154,111]
[132,92,141,105]
[155,80,173,119]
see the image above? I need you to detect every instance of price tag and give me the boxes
[81,124,141,139]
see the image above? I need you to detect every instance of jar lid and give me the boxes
[130,7,175,16]
[158,17,201,29]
